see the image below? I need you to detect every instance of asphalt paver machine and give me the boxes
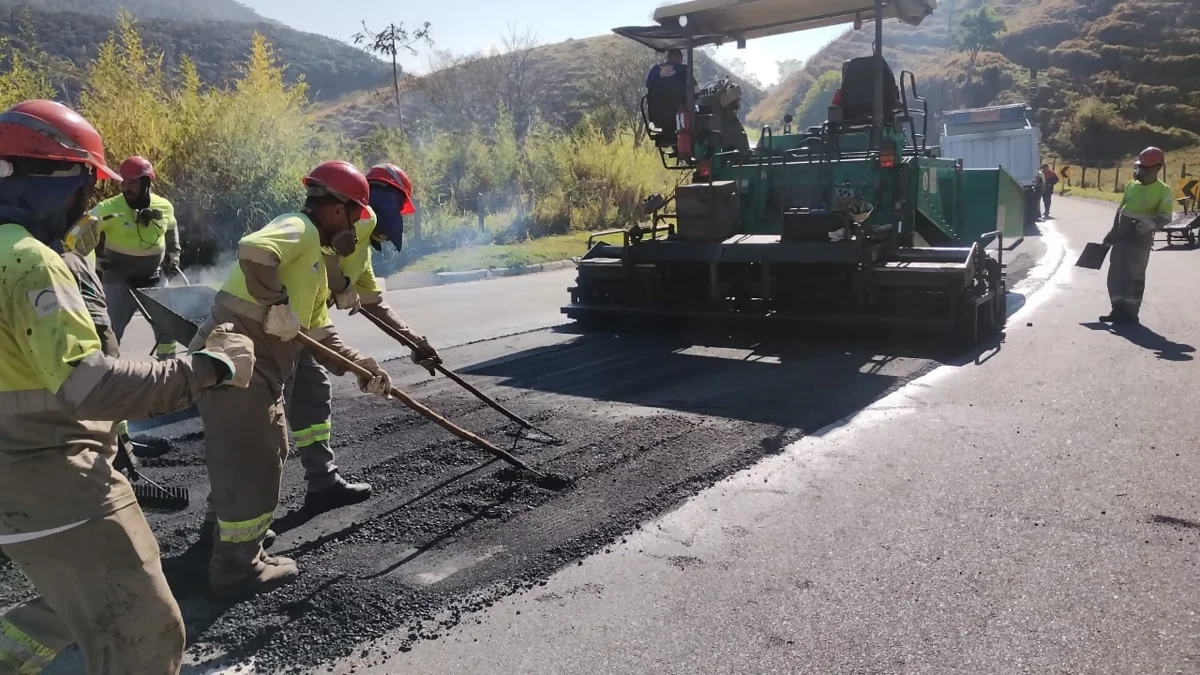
[563,0,1015,344]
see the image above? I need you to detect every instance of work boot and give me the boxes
[197,522,276,550]
[304,473,372,514]
[210,551,299,598]
[1100,310,1126,324]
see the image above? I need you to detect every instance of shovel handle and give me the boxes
[293,332,544,476]
[356,309,553,437]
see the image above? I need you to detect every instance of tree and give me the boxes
[592,40,660,146]
[792,70,841,131]
[353,20,432,126]
[715,55,764,91]
[777,58,804,82]
[954,4,1006,84]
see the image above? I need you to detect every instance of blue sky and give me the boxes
[241,0,848,86]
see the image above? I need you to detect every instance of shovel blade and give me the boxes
[133,285,217,346]
[1075,242,1110,270]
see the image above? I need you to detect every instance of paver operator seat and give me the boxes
[647,69,689,147]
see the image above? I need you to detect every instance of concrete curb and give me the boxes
[384,258,578,291]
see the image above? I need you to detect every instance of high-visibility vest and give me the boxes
[0,222,127,537]
[221,213,331,330]
[1119,180,1175,220]
[91,193,177,257]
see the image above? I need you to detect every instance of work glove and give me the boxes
[354,357,393,399]
[264,304,302,341]
[194,323,256,388]
[162,252,180,274]
[333,286,362,313]
[408,336,441,376]
[1136,218,1157,234]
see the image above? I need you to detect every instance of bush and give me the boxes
[0,13,682,274]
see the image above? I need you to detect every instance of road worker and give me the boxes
[283,163,442,515]
[1101,146,1175,325]
[190,160,395,596]
[91,155,181,360]
[0,99,255,675]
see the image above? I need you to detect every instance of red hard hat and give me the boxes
[1136,147,1165,167]
[366,163,415,215]
[119,155,155,180]
[303,160,370,208]
[0,100,117,179]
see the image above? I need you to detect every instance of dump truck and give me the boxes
[940,103,1042,226]
[562,0,1022,345]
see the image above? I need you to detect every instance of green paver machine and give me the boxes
[562,0,1013,344]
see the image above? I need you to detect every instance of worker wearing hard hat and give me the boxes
[190,160,394,596]
[1101,146,1175,325]
[90,156,181,359]
[284,163,442,515]
[0,100,255,675]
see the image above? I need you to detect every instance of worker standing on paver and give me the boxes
[0,99,256,675]
[91,156,181,360]
[286,163,442,514]
[1101,147,1175,325]
[192,160,395,597]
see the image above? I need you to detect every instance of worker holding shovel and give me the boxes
[1100,147,1175,325]
[189,160,395,597]
[284,162,442,515]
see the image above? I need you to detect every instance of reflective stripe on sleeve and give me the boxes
[55,351,111,409]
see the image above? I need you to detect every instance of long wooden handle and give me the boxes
[295,332,543,476]
[356,309,549,434]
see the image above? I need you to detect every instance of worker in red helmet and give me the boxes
[190,160,393,596]
[1101,146,1175,325]
[0,100,255,674]
[90,155,181,360]
[283,163,441,515]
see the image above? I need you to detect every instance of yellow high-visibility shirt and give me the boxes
[222,213,332,330]
[91,192,177,258]
[1119,179,1175,220]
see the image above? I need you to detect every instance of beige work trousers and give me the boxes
[0,504,184,675]
[193,304,300,588]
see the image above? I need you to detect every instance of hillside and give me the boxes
[314,33,767,141]
[748,0,1200,161]
[3,0,269,23]
[0,3,388,101]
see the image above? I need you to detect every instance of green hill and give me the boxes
[749,0,1200,161]
[0,2,388,101]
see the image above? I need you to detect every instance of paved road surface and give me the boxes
[16,207,1099,674]
[120,267,579,362]
[348,197,1200,674]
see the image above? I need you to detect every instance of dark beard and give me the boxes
[124,190,151,210]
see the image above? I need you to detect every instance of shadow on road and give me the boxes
[1080,321,1195,361]
[463,329,980,427]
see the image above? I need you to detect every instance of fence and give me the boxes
[1047,159,1192,196]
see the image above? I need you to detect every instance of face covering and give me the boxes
[330,228,358,257]
[0,170,94,247]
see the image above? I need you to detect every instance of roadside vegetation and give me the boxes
[0,13,679,274]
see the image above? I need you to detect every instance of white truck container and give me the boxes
[941,104,1041,224]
